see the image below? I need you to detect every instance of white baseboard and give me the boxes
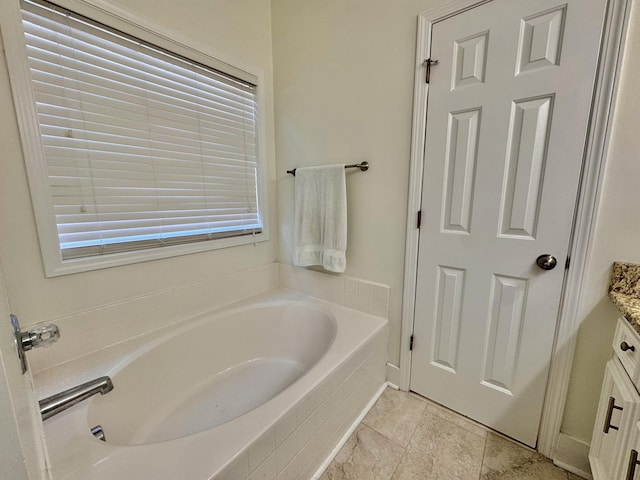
[386,362,401,387]
[553,433,592,479]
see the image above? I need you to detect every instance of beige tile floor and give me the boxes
[320,388,584,480]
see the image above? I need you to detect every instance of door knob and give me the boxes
[536,254,558,270]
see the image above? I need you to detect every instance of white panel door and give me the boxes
[410,0,608,447]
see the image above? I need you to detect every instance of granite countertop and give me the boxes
[609,261,640,334]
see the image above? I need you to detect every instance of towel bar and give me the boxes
[286,161,369,176]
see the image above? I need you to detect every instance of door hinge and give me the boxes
[424,58,439,84]
[410,334,414,351]
[417,210,422,229]
[565,256,571,270]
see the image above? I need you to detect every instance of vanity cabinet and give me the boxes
[623,423,640,480]
[590,318,640,480]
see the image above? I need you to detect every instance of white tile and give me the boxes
[38,263,281,369]
[249,453,276,480]
[248,428,276,472]
[257,263,278,291]
[27,349,49,375]
[344,277,358,296]
[344,294,358,310]
[310,416,335,464]
[290,450,310,480]
[295,268,316,296]
[372,283,390,304]
[357,296,374,314]
[315,275,332,301]
[296,392,319,425]
[276,430,299,473]
[277,263,294,289]
[352,342,370,367]
[330,277,345,305]
[268,263,279,290]
[275,455,300,480]
[357,280,374,299]
[298,409,319,447]
[217,453,249,480]
[315,394,336,428]
[305,269,323,294]
[334,357,354,386]
[275,409,297,446]
[372,300,388,318]
[316,374,338,407]
[300,453,323,480]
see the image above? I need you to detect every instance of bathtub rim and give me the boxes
[34,288,389,480]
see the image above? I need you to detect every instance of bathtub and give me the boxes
[35,289,388,480]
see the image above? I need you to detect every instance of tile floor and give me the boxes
[320,388,583,480]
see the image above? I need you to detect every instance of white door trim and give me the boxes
[0,259,50,479]
[400,0,633,459]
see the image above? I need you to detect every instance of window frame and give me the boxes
[0,0,270,277]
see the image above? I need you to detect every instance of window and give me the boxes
[3,0,267,275]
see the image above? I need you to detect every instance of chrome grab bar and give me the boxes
[39,376,114,421]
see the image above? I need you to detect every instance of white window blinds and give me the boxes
[21,0,262,260]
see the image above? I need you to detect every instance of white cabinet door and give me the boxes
[590,359,640,480]
[621,422,640,480]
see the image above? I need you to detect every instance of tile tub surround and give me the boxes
[27,263,278,374]
[321,388,582,480]
[278,263,390,319]
[28,263,390,375]
[34,289,388,480]
[609,261,640,332]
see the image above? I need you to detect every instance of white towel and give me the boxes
[293,164,347,273]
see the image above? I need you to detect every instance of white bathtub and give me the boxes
[35,289,388,480]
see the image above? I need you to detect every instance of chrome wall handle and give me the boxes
[10,314,60,374]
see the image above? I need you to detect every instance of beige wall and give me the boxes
[272,0,640,447]
[0,0,277,327]
[272,0,437,368]
[562,0,640,442]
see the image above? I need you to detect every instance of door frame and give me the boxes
[399,0,633,459]
[0,259,50,479]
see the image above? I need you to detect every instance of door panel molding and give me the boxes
[432,265,466,372]
[516,5,567,75]
[499,94,554,239]
[400,0,632,461]
[443,108,481,233]
[482,274,528,394]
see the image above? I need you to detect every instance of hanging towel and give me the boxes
[293,164,347,273]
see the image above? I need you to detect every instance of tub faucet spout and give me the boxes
[39,376,114,421]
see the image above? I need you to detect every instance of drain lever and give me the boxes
[91,425,106,442]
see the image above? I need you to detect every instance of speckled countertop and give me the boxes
[609,261,640,334]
